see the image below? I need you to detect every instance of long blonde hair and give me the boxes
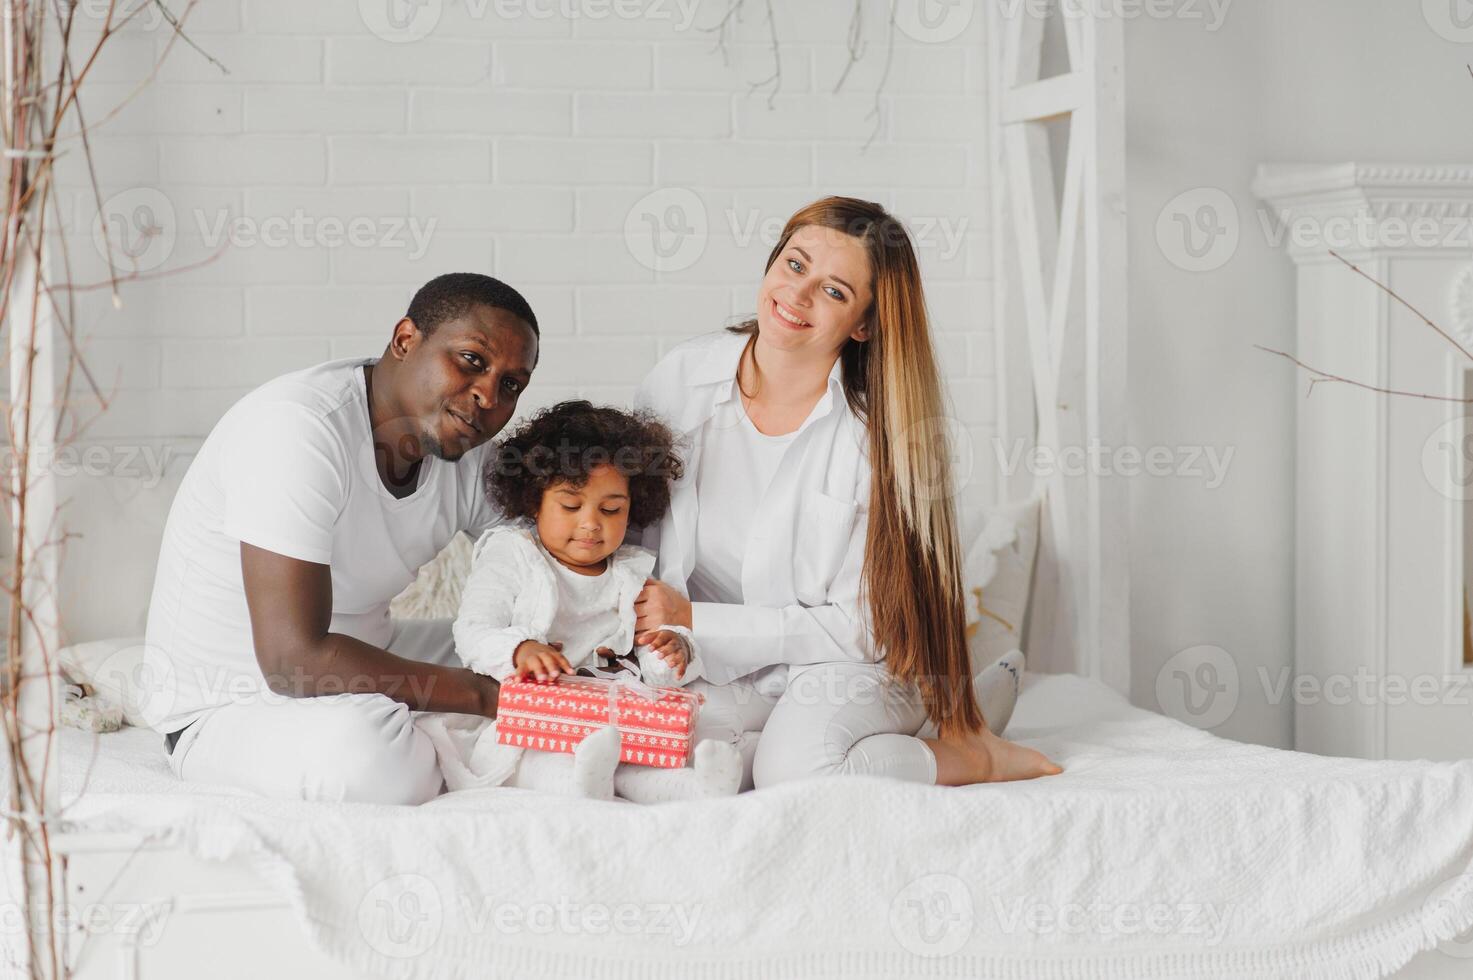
[732,196,981,736]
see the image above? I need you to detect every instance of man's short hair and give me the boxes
[405,272,539,337]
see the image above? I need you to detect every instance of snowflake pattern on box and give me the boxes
[495,675,704,769]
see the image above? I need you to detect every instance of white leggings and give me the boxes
[166,619,455,805]
[692,661,938,788]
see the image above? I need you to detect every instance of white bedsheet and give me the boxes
[50,671,1473,980]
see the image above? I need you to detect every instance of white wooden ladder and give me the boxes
[987,0,1131,694]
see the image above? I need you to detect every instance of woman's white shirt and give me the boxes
[635,330,875,685]
[686,384,800,606]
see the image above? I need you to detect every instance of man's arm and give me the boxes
[240,542,499,717]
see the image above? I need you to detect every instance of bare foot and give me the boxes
[926,727,1063,786]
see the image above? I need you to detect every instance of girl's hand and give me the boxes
[638,630,689,680]
[513,640,572,681]
[635,578,692,632]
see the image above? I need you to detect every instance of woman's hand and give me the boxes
[635,578,692,634]
[513,640,572,681]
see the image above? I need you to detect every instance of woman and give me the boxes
[632,196,1063,787]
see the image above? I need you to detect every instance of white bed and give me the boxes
[38,667,1473,980]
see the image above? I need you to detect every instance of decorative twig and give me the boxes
[1329,249,1473,363]
[833,0,865,94]
[0,4,225,976]
[149,0,227,75]
[54,235,234,293]
[703,0,780,107]
[54,0,207,148]
[748,0,780,108]
[1254,344,1473,403]
[702,0,747,67]
[861,2,896,150]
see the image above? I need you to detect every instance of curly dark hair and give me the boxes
[486,400,683,530]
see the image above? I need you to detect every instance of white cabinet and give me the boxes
[1254,163,1473,761]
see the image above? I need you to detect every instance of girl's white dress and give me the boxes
[419,524,730,800]
[453,523,700,687]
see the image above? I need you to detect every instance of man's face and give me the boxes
[394,304,538,462]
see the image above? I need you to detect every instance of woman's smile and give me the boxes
[771,297,811,328]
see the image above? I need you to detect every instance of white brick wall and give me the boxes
[57,0,995,640]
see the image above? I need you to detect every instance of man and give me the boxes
[144,273,538,804]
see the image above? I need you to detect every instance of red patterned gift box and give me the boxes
[494,674,704,769]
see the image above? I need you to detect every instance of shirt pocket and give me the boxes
[792,491,859,606]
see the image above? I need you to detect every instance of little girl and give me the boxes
[450,400,742,802]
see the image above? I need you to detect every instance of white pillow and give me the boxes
[390,531,474,621]
[58,636,153,728]
[959,494,1042,676]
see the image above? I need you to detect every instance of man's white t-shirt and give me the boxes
[145,358,500,733]
[686,383,799,606]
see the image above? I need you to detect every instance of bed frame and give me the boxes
[10,3,1462,978]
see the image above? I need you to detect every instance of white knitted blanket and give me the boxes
[55,672,1473,980]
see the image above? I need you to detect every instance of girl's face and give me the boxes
[754,223,875,359]
[536,463,631,574]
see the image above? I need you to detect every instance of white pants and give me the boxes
[168,628,937,802]
[165,620,456,805]
[692,661,938,789]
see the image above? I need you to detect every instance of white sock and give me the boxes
[691,739,742,797]
[570,724,622,801]
[975,649,1025,735]
[506,747,578,795]
[914,649,1026,740]
[612,739,742,804]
